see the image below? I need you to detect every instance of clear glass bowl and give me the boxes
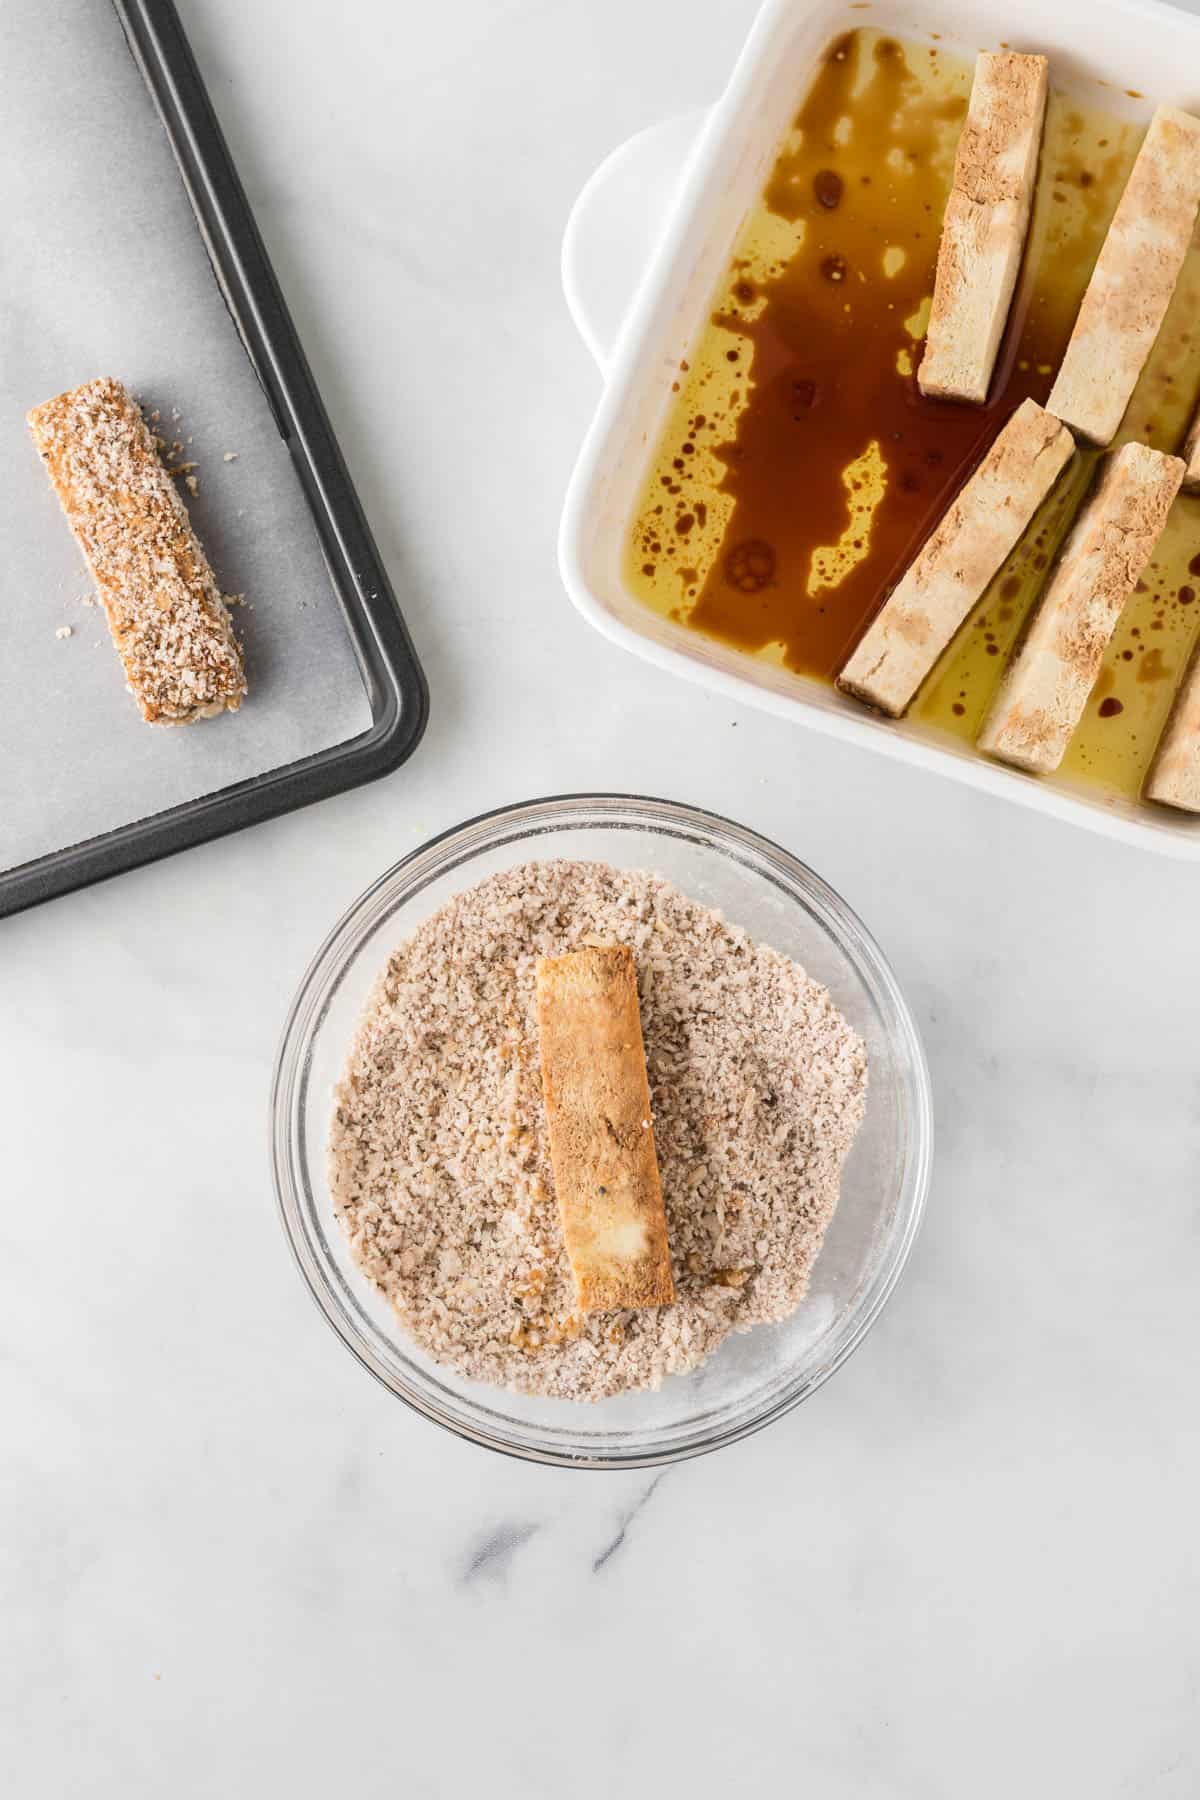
[270,795,932,1468]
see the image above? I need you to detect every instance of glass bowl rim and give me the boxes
[269,792,934,1469]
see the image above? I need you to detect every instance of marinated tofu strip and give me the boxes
[536,946,674,1313]
[918,52,1048,405]
[1180,404,1200,493]
[1047,106,1200,446]
[1145,640,1200,812]
[979,442,1184,773]
[27,377,245,724]
[838,399,1074,716]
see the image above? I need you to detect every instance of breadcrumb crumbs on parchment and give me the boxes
[329,861,868,1401]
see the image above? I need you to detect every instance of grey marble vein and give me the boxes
[591,1473,666,1573]
[461,1520,541,1585]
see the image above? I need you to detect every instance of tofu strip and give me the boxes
[1145,640,1200,812]
[918,52,1048,405]
[1046,106,1200,446]
[1179,404,1200,494]
[979,443,1184,773]
[536,946,674,1313]
[27,377,245,724]
[838,400,1074,716]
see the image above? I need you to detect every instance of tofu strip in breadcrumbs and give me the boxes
[536,946,675,1313]
[27,377,245,724]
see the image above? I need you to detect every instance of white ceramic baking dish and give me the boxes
[558,0,1200,859]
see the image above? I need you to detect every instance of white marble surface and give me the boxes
[3,2,1199,1794]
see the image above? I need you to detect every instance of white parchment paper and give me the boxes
[0,0,373,872]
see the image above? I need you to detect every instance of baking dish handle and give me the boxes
[562,110,706,377]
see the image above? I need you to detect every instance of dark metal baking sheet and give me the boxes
[0,0,427,918]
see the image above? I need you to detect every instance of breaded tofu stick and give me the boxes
[28,377,245,724]
[918,52,1048,404]
[1047,107,1200,446]
[1145,640,1200,811]
[979,442,1184,772]
[838,399,1074,715]
[536,946,674,1313]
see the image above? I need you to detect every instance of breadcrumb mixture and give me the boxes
[330,862,867,1400]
